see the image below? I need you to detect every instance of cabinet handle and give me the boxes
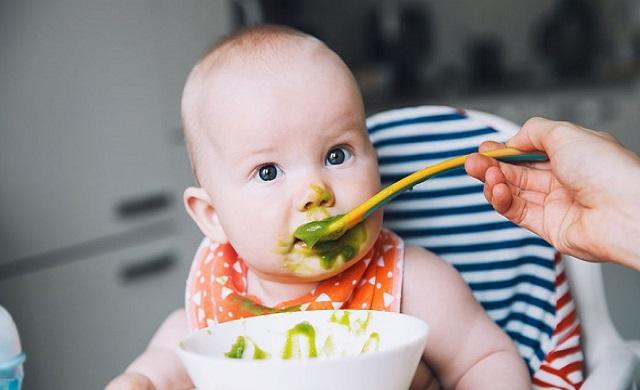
[119,253,176,283]
[116,192,172,219]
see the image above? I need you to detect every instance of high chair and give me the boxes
[367,105,640,389]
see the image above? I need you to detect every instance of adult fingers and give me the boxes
[495,161,555,194]
[485,166,547,205]
[472,153,555,195]
[506,117,580,153]
[478,140,505,153]
[489,182,546,234]
[465,153,498,181]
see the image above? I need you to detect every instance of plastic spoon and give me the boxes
[293,147,547,248]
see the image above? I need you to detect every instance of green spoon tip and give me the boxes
[293,215,345,248]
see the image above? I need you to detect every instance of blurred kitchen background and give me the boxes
[1,0,639,388]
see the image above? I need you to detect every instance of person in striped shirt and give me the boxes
[108,25,531,389]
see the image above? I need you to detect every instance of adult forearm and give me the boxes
[601,206,640,270]
[593,165,640,270]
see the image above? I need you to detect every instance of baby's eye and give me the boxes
[325,146,352,166]
[256,164,281,182]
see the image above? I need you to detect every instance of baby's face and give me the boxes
[195,44,382,282]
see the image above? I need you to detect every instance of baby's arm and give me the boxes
[106,309,193,390]
[401,245,530,389]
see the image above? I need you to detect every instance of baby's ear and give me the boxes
[183,187,228,243]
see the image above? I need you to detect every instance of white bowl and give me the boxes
[178,310,428,390]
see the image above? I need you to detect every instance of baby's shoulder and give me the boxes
[402,244,456,279]
[401,244,471,304]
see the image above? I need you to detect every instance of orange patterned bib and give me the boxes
[185,229,404,330]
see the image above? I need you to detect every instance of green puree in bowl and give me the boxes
[282,321,318,359]
[223,322,319,360]
[330,311,372,335]
[223,311,380,360]
[224,336,270,360]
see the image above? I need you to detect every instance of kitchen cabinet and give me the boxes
[0,0,231,265]
[0,229,201,389]
[0,0,231,388]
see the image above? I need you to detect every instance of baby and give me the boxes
[108,25,529,389]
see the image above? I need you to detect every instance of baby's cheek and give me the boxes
[228,221,275,255]
[365,210,383,238]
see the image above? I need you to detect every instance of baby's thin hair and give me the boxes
[211,24,313,55]
[181,24,321,185]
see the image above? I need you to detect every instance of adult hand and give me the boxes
[105,372,155,390]
[465,117,640,270]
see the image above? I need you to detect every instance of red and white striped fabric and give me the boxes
[532,253,584,389]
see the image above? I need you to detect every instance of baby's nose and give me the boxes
[298,184,335,212]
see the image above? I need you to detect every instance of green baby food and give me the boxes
[353,312,371,335]
[305,185,333,219]
[282,321,318,359]
[296,221,367,270]
[293,214,345,248]
[224,336,246,359]
[361,332,380,353]
[224,336,270,360]
[223,311,381,361]
[329,310,351,330]
[231,295,301,316]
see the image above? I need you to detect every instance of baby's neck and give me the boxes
[246,269,319,307]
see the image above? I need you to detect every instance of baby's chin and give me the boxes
[279,219,380,280]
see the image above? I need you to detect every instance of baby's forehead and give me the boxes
[195,47,356,127]
[188,38,338,120]
[183,27,363,181]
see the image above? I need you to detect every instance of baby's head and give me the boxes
[181,24,382,283]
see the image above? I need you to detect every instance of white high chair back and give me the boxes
[367,106,640,389]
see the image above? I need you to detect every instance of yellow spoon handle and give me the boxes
[329,147,546,233]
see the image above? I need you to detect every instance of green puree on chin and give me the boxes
[293,219,367,271]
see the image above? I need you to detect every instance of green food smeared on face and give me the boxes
[310,184,334,204]
[282,321,318,359]
[293,214,345,248]
[224,336,246,359]
[286,220,368,274]
[306,185,333,218]
[306,222,367,270]
[329,310,351,330]
[361,332,380,353]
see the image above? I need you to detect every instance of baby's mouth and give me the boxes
[287,231,319,254]
[276,230,310,255]
[283,221,368,274]
[293,214,347,249]
[288,214,340,249]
